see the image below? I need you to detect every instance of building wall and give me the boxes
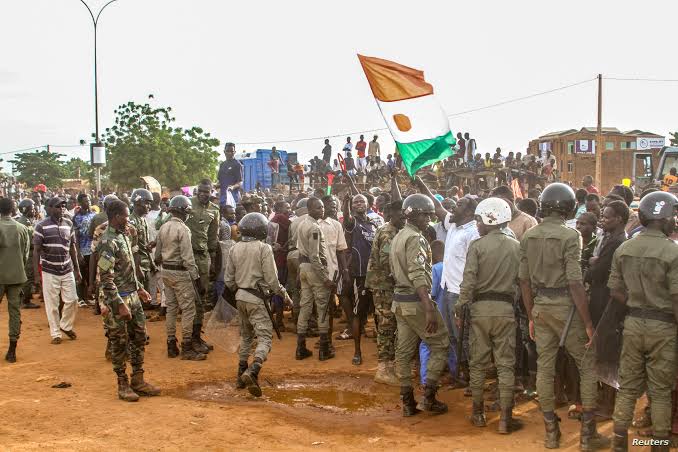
[529,133,662,193]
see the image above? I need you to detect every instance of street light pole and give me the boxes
[78,0,118,194]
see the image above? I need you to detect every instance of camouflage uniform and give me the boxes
[365,222,399,363]
[97,226,146,377]
[128,211,155,292]
[15,215,35,303]
[185,197,219,324]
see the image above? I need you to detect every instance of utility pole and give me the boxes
[595,74,603,190]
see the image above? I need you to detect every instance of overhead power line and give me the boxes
[604,77,678,82]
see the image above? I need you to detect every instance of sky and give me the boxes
[1,0,678,174]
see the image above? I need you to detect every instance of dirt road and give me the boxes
[0,304,624,451]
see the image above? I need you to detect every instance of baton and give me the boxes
[257,283,282,340]
[559,305,576,348]
[321,270,339,324]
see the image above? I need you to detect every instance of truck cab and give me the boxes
[654,146,678,186]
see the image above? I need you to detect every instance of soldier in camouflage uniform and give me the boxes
[185,180,220,352]
[16,199,40,309]
[128,189,156,295]
[390,193,449,416]
[365,198,404,386]
[97,200,160,402]
[608,191,678,452]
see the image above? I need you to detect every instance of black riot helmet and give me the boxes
[130,188,153,205]
[238,212,269,240]
[18,199,35,215]
[102,194,119,211]
[539,183,576,216]
[169,195,192,215]
[402,193,435,218]
[638,191,678,224]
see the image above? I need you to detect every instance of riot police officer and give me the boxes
[519,183,607,450]
[608,191,678,452]
[390,194,449,416]
[16,199,39,309]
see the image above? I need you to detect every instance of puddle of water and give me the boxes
[180,376,392,414]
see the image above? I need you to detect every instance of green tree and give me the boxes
[102,99,220,190]
[63,157,92,180]
[670,132,678,146]
[10,150,67,188]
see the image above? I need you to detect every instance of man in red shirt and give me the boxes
[355,135,367,172]
[582,175,599,194]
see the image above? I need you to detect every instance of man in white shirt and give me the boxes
[342,137,353,156]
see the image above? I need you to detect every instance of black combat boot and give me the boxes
[611,425,628,452]
[236,360,248,389]
[651,435,671,452]
[130,370,161,396]
[417,383,448,414]
[117,374,139,402]
[181,338,207,361]
[167,336,179,358]
[193,323,213,351]
[471,401,486,427]
[295,334,312,360]
[498,406,523,434]
[580,409,611,451]
[318,334,335,361]
[191,324,210,354]
[400,386,421,417]
[241,358,263,397]
[543,411,561,449]
[5,340,17,363]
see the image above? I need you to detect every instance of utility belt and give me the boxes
[240,287,268,301]
[393,293,419,302]
[536,286,570,298]
[474,292,514,304]
[118,290,136,298]
[163,263,186,271]
[627,307,676,324]
[193,249,207,256]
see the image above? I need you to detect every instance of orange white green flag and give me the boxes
[357,54,456,176]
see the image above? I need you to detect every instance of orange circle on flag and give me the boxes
[393,114,411,132]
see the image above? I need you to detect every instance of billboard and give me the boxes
[576,140,595,154]
[636,137,665,151]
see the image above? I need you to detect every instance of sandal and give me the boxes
[336,329,353,340]
[568,404,582,420]
[352,354,362,365]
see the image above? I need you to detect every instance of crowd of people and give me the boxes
[1,140,678,452]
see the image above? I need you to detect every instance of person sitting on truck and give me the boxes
[662,167,678,192]
[218,142,243,206]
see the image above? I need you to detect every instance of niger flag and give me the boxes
[358,54,456,176]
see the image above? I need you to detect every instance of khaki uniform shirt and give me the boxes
[296,216,329,282]
[519,216,582,306]
[225,239,286,303]
[0,217,30,285]
[186,197,219,254]
[287,213,308,251]
[508,210,538,242]
[155,217,199,280]
[458,229,519,317]
[390,222,432,297]
[608,229,678,313]
[16,215,34,266]
[318,216,348,279]
[365,222,399,291]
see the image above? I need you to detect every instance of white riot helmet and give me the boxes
[475,197,512,225]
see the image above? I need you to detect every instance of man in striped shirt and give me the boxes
[33,197,82,344]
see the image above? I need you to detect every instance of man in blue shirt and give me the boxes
[218,143,243,207]
[73,193,96,305]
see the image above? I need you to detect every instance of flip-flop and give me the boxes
[336,329,353,340]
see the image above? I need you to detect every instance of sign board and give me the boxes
[636,137,665,151]
[90,143,106,167]
[576,140,595,154]
[539,141,551,159]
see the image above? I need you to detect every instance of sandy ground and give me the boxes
[0,299,635,452]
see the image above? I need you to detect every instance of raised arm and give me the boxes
[413,176,447,222]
